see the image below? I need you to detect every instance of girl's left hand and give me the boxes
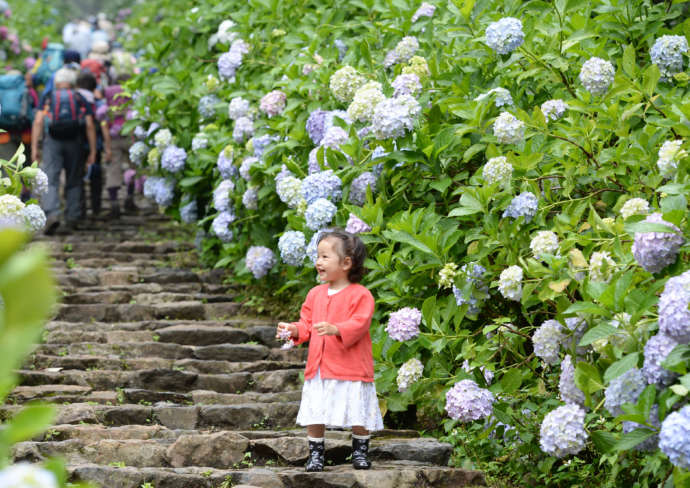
[314,322,340,336]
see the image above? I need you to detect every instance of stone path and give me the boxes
[8,207,485,488]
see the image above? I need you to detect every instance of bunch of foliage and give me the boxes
[122,0,690,485]
[2,0,61,70]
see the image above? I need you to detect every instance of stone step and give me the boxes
[54,301,241,322]
[42,240,193,255]
[54,268,227,288]
[62,291,235,305]
[43,317,273,333]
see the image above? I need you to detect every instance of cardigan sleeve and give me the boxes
[293,287,316,345]
[333,289,375,348]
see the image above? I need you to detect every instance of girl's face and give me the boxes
[315,237,351,284]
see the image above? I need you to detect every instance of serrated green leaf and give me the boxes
[604,353,639,383]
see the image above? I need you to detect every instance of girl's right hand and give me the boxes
[276,322,298,339]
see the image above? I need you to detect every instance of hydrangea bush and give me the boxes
[123,0,690,484]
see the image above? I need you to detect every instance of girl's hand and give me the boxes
[276,322,298,339]
[314,322,340,336]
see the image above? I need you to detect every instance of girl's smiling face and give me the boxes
[315,237,351,286]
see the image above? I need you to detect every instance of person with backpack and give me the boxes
[0,69,37,162]
[31,67,97,235]
[104,81,136,216]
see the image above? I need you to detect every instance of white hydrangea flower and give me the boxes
[620,198,649,219]
[153,128,173,149]
[0,463,59,488]
[579,57,615,96]
[541,99,568,121]
[589,251,616,282]
[482,156,512,186]
[347,81,385,123]
[498,265,523,301]
[228,97,250,120]
[397,358,424,392]
[485,17,524,54]
[474,87,513,107]
[530,231,559,259]
[657,140,687,177]
[438,262,458,289]
[329,66,366,103]
[493,112,524,144]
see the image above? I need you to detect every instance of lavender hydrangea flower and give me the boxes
[161,145,187,173]
[503,192,538,223]
[305,198,337,230]
[301,170,342,204]
[134,125,147,140]
[650,35,688,80]
[329,66,365,103]
[659,270,690,343]
[143,176,161,200]
[474,87,513,107]
[27,168,49,198]
[233,116,254,143]
[623,406,660,452]
[306,229,328,264]
[541,99,568,121]
[154,178,175,207]
[371,95,421,140]
[345,213,371,234]
[452,263,489,315]
[386,307,422,341]
[482,156,512,186]
[642,333,679,386]
[213,179,235,211]
[539,404,587,458]
[212,210,235,242]
[228,97,250,120]
[631,213,684,273]
[22,203,46,232]
[533,319,565,365]
[392,73,422,97]
[239,156,259,181]
[659,405,690,468]
[218,40,249,81]
[216,145,237,179]
[245,246,276,279]
[260,90,286,117]
[321,126,349,149]
[559,355,585,406]
[412,2,436,22]
[242,187,258,210]
[485,17,524,54]
[530,231,559,259]
[306,109,329,144]
[657,140,687,177]
[129,141,149,166]
[604,368,646,417]
[250,134,278,159]
[397,358,424,392]
[579,57,615,96]
[180,200,197,224]
[276,176,304,209]
[308,147,325,174]
[493,112,524,144]
[278,230,307,266]
[349,172,377,206]
[445,379,495,422]
[620,198,649,219]
[0,463,59,488]
[198,94,221,119]
[498,265,523,301]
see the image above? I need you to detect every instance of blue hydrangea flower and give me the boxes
[154,178,175,207]
[604,368,646,417]
[559,355,585,406]
[233,116,254,143]
[334,39,348,60]
[349,172,377,206]
[242,187,258,210]
[391,73,422,97]
[161,145,187,173]
[485,17,524,54]
[245,246,276,279]
[213,180,235,211]
[251,134,279,159]
[642,333,679,386]
[371,95,421,140]
[452,263,488,316]
[650,35,688,80]
[301,170,342,204]
[412,2,436,22]
[129,141,149,166]
[632,213,684,273]
[198,94,221,119]
[180,200,197,224]
[216,145,237,179]
[22,203,46,232]
[278,230,307,266]
[386,307,422,341]
[306,110,329,144]
[658,270,690,343]
[503,191,538,223]
[212,210,235,242]
[659,405,690,469]
[445,379,494,422]
[305,198,337,230]
[541,99,568,121]
[533,319,565,365]
[539,404,587,458]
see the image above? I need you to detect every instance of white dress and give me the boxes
[295,288,385,432]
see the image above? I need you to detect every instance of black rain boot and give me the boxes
[305,439,325,472]
[351,436,371,470]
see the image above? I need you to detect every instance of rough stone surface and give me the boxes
[166,431,249,468]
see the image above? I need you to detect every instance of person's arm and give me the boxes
[100,121,112,162]
[85,115,97,166]
[31,110,44,162]
[328,291,375,348]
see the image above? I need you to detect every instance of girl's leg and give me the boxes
[305,424,325,472]
[307,424,325,438]
[351,426,372,470]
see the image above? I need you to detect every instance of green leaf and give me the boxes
[579,324,620,347]
[575,361,604,395]
[2,404,56,444]
[500,369,522,394]
[604,353,639,383]
[615,428,656,451]
[448,193,483,217]
[661,345,690,375]
[642,64,660,97]
[460,0,476,19]
[591,430,618,454]
[179,176,204,187]
[564,301,606,315]
[624,221,678,234]
[622,44,636,77]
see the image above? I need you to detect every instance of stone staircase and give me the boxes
[7,208,485,488]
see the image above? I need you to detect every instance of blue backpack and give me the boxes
[0,73,31,131]
[32,43,65,91]
[46,89,86,140]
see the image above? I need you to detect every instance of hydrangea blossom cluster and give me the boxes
[474,87,513,107]
[334,39,348,60]
[623,406,660,452]
[301,170,342,204]
[180,200,197,224]
[27,168,49,198]
[371,95,421,140]
[208,19,237,48]
[564,316,587,354]
[604,368,646,416]
[391,73,422,97]
[134,125,147,140]
[321,126,349,149]
[218,39,249,80]
[503,191,538,223]
[533,319,565,365]
[147,147,160,168]
[445,379,495,422]
[22,204,46,232]
[242,187,258,210]
[642,333,679,386]
[329,66,365,103]
[650,35,688,80]
[276,176,305,209]
[658,270,690,343]
[306,110,352,146]
[493,112,525,144]
[0,195,24,229]
[129,141,149,166]
[305,198,337,230]
[438,262,458,289]
[348,82,386,123]
[386,307,422,341]
[143,176,160,200]
[485,17,524,54]
[482,156,512,186]
[656,140,687,176]
[539,404,587,458]
[0,463,59,488]
[161,145,187,173]
[213,179,235,211]
[245,246,276,279]
[411,2,436,22]
[589,251,616,282]
[631,213,684,273]
[239,156,259,181]
[216,145,237,179]
[541,99,568,121]
[198,94,220,119]
[345,213,371,234]
[385,36,419,67]
[402,56,430,81]
[620,198,649,219]
[397,358,424,392]
[306,230,328,264]
[212,210,235,242]
[155,178,175,207]
[530,231,559,259]
[228,97,250,120]
[153,128,172,149]
[498,265,523,301]
[349,172,377,206]
[259,90,287,117]
[452,263,489,315]
[233,116,254,143]
[559,355,585,406]
[278,231,307,266]
[659,405,690,469]
[251,134,279,159]
[579,57,615,96]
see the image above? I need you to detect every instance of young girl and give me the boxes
[277,229,384,472]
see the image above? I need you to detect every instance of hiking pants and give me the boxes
[41,134,83,223]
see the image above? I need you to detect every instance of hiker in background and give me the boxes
[0,69,37,165]
[40,49,81,106]
[30,42,64,97]
[104,80,136,217]
[32,68,96,235]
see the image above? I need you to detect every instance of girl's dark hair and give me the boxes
[318,228,367,283]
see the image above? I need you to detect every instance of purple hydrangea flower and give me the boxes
[305,198,337,230]
[251,134,279,159]
[345,213,371,234]
[392,73,422,97]
[245,246,276,279]
[642,333,679,386]
[212,210,235,242]
[371,95,421,140]
[154,178,175,207]
[217,145,238,179]
[502,191,538,223]
[604,368,646,417]
[161,145,187,173]
[659,405,690,468]
[386,307,422,341]
[306,110,329,144]
[452,263,488,315]
[411,2,436,22]
[278,230,306,266]
[349,172,377,206]
[658,270,690,343]
[445,379,494,422]
[559,355,585,406]
[301,170,342,204]
[233,116,254,143]
[539,404,587,458]
[239,156,259,181]
[632,213,684,273]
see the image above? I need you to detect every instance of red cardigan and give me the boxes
[293,283,375,382]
